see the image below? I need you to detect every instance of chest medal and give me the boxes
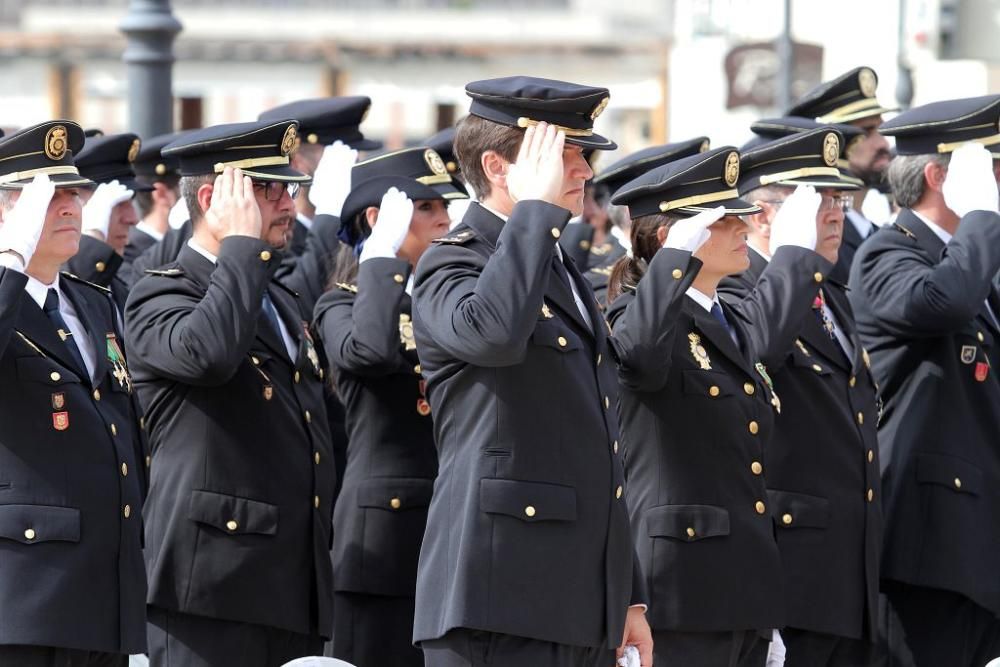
[688,333,712,370]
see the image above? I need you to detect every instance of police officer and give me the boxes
[718,128,883,666]
[0,121,146,665]
[313,175,451,666]
[124,120,337,667]
[848,95,1000,666]
[126,131,185,265]
[786,67,896,282]
[606,145,832,666]
[412,76,652,667]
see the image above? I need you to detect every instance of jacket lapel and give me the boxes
[687,298,753,376]
[15,291,91,381]
[60,278,110,384]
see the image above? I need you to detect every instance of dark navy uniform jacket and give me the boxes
[0,267,146,653]
[720,248,882,641]
[848,208,1000,617]
[124,236,337,638]
[314,257,437,597]
[412,201,644,650]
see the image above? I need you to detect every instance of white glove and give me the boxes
[83,180,133,239]
[769,184,820,255]
[168,197,189,229]
[766,629,786,666]
[0,174,55,269]
[309,140,357,218]
[617,645,640,667]
[943,143,999,217]
[359,187,413,263]
[663,205,725,253]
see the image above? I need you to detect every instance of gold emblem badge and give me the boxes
[822,133,840,167]
[961,345,977,364]
[262,385,273,401]
[590,96,610,121]
[127,138,141,163]
[399,313,417,351]
[858,68,877,98]
[424,149,448,176]
[53,411,70,431]
[280,125,298,156]
[688,332,712,370]
[51,392,65,410]
[44,125,68,161]
[541,303,554,319]
[724,151,740,187]
[699,139,710,153]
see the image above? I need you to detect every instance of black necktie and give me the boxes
[261,292,283,339]
[710,301,739,346]
[43,288,88,379]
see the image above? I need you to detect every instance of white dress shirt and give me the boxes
[134,220,165,243]
[24,272,98,382]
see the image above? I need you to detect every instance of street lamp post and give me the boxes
[119,0,182,138]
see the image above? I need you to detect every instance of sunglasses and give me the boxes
[252,181,300,202]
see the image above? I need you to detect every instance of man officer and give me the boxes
[849,95,1000,665]
[0,121,146,665]
[412,76,652,667]
[125,131,184,265]
[719,127,883,665]
[124,120,337,667]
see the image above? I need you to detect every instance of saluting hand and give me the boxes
[82,180,134,241]
[663,205,725,254]
[0,173,55,269]
[943,143,999,217]
[359,186,413,264]
[204,167,262,242]
[310,140,358,218]
[506,122,567,207]
[769,184,820,256]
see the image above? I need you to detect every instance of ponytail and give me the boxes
[606,212,680,304]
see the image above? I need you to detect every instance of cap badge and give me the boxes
[424,149,448,176]
[127,138,141,163]
[280,125,298,156]
[724,151,740,187]
[858,68,877,98]
[44,125,68,161]
[823,133,840,167]
[590,97,610,121]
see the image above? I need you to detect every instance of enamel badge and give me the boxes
[399,314,417,351]
[689,333,712,370]
[960,346,976,364]
[302,322,322,375]
[51,392,65,410]
[52,411,69,431]
[106,333,132,392]
[755,361,781,413]
[975,362,989,382]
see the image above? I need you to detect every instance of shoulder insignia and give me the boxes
[143,267,185,277]
[271,280,300,299]
[60,271,111,294]
[589,265,613,277]
[890,222,917,240]
[335,282,358,294]
[433,230,475,245]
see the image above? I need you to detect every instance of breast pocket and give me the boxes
[916,453,982,497]
[480,478,577,523]
[187,490,278,536]
[767,490,830,530]
[0,504,81,544]
[531,322,583,355]
[16,356,84,386]
[645,504,730,542]
[681,370,738,400]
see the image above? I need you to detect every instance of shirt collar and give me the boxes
[477,201,510,223]
[135,220,165,242]
[912,210,953,244]
[24,272,61,310]
[187,238,219,265]
[296,212,313,230]
[845,208,874,239]
[685,285,718,313]
[748,242,770,263]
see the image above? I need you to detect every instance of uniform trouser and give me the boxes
[0,646,127,667]
[652,629,770,667]
[420,628,616,667]
[881,582,1000,667]
[781,628,884,666]
[329,591,422,667]
[147,606,323,667]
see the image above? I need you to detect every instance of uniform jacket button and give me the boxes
[524,505,536,518]
[755,500,766,514]
[24,528,36,541]
[390,498,402,510]
[259,250,272,262]
[226,520,238,532]
[782,513,793,525]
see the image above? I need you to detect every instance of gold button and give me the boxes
[751,461,763,475]
[314,495,320,508]
[50,371,61,382]
[414,364,422,374]
[226,520,238,532]
[755,500,766,514]
[314,451,321,465]
[672,269,683,280]
[140,417,145,430]
[814,272,823,283]
[613,440,619,454]
[319,368,325,380]
[782,513,793,525]
[294,371,300,383]
[954,477,962,489]
[524,505,536,517]
[393,274,405,284]
[579,240,590,250]
[849,376,856,387]
[812,364,823,373]
[978,331,985,342]
[743,382,755,395]
[111,424,117,436]
[857,412,864,425]
[95,261,106,272]
[390,497,402,510]
[686,527,696,538]
[251,356,260,366]
[604,396,610,409]
[867,488,874,502]
[24,528,35,541]
[145,455,151,468]
[748,421,759,435]
[304,410,312,423]
[550,228,561,239]
[123,504,131,518]
[260,250,272,261]
[615,485,623,499]
[121,462,128,476]
[92,389,101,401]
[868,449,874,463]
[597,353,602,365]
[709,385,720,397]
[557,336,568,347]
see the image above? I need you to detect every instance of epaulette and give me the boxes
[60,271,111,294]
[335,282,358,294]
[433,230,475,245]
[890,222,917,240]
[589,266,613,277]
[271,280,300,299]
[143,267,185,277]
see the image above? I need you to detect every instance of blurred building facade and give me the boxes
[0,0,997,162]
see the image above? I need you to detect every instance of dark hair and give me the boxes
[607,212,679,304]
[135,175,180,218]
[179,174,215,225]
[454,114,523,200]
